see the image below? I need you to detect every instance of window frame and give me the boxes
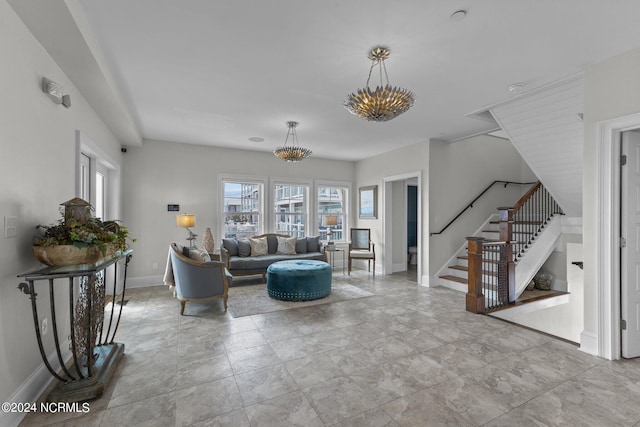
[315,180,351,242]
[76,131,120,220]
[271,178,311,238]
[219,174,266,241]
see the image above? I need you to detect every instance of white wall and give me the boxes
[122,140,355,281]
[355,141,429,280]
[0,1,122,411]
[583,48,640,352]
[428,135,536,276]
[492,243,584,343]
[391,180,406,270]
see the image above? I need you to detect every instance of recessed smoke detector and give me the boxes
[507,83,525,94]
[248,137,264,142]
[450,10,467,21]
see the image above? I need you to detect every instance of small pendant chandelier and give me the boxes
[273,121,312,162]
[344,46,415,122]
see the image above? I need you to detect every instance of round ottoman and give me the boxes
[267,260,332,301]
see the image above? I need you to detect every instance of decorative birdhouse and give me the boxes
[61,197,92,225]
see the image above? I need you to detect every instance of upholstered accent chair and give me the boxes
[348,228,375,275]
[169,242,231,315]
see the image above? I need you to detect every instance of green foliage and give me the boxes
[34,208,135,255]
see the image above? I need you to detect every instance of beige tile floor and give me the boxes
[20,269,640,426]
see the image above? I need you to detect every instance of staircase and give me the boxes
[438,182,565,312]
[438,217,501,292]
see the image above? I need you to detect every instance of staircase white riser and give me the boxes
[447,268,496,284]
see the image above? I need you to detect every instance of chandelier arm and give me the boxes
[381,59,390,86]
[365,60,376,88]
[284,129,291,147]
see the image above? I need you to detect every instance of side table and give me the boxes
[325,246,345,274]
[17,250,133,402]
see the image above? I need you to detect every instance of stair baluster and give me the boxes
[465,181,564,313]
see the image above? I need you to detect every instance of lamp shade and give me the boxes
[176,214,196,228]
[325,215,338,226]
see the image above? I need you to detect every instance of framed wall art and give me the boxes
[359,185,377,219]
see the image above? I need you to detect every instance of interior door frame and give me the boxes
[596,112,640,360]
[382,171,422,284]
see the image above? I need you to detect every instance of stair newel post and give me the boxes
[498,207,514,254]
[466,237,485,314]
[497,208,516,303]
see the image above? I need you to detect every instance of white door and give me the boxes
[621,130,640,358]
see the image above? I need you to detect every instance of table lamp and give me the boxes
[325,215,338,243]
[176,214,197,247]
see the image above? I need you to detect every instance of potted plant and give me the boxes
[33,198,134,266]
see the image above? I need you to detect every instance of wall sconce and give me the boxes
[42,77,71,108]
[176,213,197,247]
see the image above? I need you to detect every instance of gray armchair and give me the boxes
[169,243,231,315]
[348,228,376,275]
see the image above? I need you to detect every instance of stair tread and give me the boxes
[482,230,534,235]
[490,220,543,225]
[449,265,497,275]
[439,275,468,284]
[457,256,498,263]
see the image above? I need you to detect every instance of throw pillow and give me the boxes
[249,236,268,256]
[238,239,251,257]
[307,236,320,253]
[276,236,297,255]
[222,238,239,256]
[266,235,278,254]
[188,248,211,263]
[295,237,308,254]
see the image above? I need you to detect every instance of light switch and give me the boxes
[4,216,17,238]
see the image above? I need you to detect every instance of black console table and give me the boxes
[17,250,133,402]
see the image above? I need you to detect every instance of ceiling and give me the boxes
[10,1,640,161]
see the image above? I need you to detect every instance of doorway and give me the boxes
[620,129,640,358]
[595,112,640,360]
[382,172,422,284]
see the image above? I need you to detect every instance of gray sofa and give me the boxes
[220,233,326,282]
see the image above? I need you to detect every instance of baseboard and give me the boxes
[579,330,599,356]
[1,348,72,427]
[127,275,163,288]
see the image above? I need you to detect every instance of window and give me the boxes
[223,180,263,239]
[317,185,348,241]
[273,183,308,238]
[77,132,119,221]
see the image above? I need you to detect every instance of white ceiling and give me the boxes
[10,1,640,161]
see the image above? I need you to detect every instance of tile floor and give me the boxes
[20,269,640,426]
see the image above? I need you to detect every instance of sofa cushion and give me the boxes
[228,252,324,271]
[222,238,239,256]
[276,236,297,255]
[307,236,320,253]
[266,235,279,254]
[238,239,251,257]
[188,248,211,262]
[295,237,308,254]
[250,236,268,256]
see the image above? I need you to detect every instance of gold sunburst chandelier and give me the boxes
[273,121,312,162]
[344,46,415,122]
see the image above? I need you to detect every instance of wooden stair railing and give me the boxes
[466,181,564,313]
[500,181,564,261]
[430,180,535,236]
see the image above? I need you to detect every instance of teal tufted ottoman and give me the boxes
[267,260,332,301]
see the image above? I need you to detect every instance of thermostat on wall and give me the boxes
[167,204,180,212]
